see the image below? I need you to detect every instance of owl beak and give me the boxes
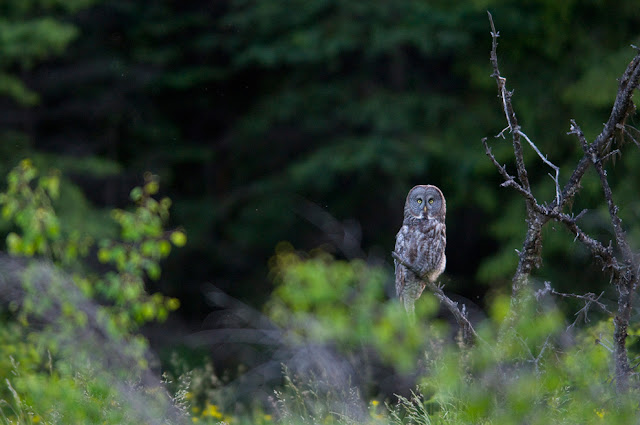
[423,206,427,213]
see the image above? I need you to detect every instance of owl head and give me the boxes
[404,185,446,220]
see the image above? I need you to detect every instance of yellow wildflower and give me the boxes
[202,402,223,419]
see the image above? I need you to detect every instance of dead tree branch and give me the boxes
[487,11,550,306]
[568,120,640,392]
[558,49,640,207]
[485,14,640,391]
[488,13,561,202]
[488,12,530,194]
[535,281,611,329]
[392,251,478,346]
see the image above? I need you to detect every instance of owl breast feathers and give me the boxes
[394,185,446,313]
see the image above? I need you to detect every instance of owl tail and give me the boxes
[401,295,416,321]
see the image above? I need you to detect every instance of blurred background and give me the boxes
[1,0,640,400]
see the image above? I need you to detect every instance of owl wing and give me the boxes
[427,220,446,277]
[394,258,407,299]
[394,225,411,298]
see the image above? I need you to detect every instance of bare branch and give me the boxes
[596,336,614,353]
[488,11,530,193]
[392,251,478,346]
[620,124,640,148]
[535,281,611,329]
[557,49,640,209]
[591,156,633,264]
[487,12,554,307]
[483,139,547,213]
[518,336,551,376]
[517,130,561,204]
[545,211,619,272]
[488,14,561,204]
[591,138,637,393]
[486,16,640,391]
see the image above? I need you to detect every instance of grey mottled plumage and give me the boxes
[394,185,446,314]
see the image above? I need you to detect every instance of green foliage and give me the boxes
[0,161,183,329]
[0,159,64,259]
[0,0,637,310]
[0,160,186,424]
[0,0,118,278]
[0,1,639,423]
[263,250,640,424]
[97,172,185,326]
[405,313,631,425]
[0,0,95,105]
[191,0,640,300]
[268,243,441,372]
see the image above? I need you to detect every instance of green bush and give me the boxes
[0,160,186,424]
[263,248,640,425]
[267,242,442,373]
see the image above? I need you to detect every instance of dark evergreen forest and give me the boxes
[1,1,640,424]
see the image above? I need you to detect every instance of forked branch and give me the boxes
[488,12,561,204]
[484,13,640,392]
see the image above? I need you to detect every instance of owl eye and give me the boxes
[428,198,434,204]
[417,198,422,204]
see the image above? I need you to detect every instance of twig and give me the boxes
[535,281,611,329]
[487,12,551,307]
[488,12,530,193]
[518,336,551,376]
[486,14,640,392]
[482,138,545,209]
[544,210,619,273]
[391,251,478,346]
[590,137,638,393]
[596,336,614,353]
[568,119,589,152]
[620,124,640,148]
[591,157,633,265]
[558,49,640,209]
[517,129,561,204]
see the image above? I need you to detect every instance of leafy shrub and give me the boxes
[267,243,443,374]
[264,248,640,425]
[0,160,187,424]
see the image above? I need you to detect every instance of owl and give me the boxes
[394,185,446,314]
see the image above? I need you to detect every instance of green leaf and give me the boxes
[169,231,187,247]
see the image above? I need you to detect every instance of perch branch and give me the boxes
[392,251,478,346]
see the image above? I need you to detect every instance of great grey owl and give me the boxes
[394,185,446,314]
